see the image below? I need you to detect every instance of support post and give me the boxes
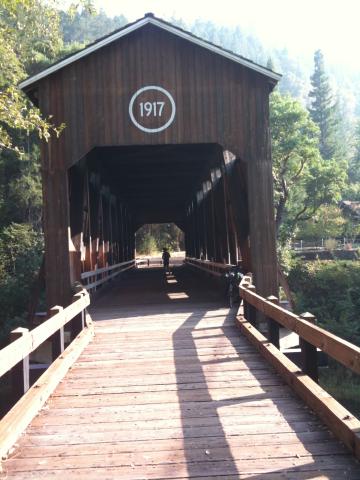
[70,292,85,339]
[10,328,30,403]
[246,284,257,327]
[49,306,65,361]
[300,312,318,382]
[266,295,280,348]
[241,282,249,320]
[246,81,278,301]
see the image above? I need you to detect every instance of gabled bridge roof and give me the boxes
[19,13,281,91]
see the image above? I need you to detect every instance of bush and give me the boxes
[136,233,157,255]
[324,238,338,251]
[0,223,43,347]
[288,260,360,346]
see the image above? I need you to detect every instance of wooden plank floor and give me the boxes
[2,267,360,479]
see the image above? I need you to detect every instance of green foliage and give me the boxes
[136,224,184,255]
[60,9,127,45]
[0,223,43,346]
[309,50,337,160]
[0,0,65,153]
[270,92,346,244]
[320,365,360,418]
[136,233,157,255]
[0,142,42,228]
[288,260,360,346]
[348,119,360,183]
[0,0,66,347]
[296,205,346,240]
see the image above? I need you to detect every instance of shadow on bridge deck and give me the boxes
[2,266,360,479]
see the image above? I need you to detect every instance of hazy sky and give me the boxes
[93,0,360,69]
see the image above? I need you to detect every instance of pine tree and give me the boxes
[308,50,336,160]
[266,57,275,71]
[348,120,360,183]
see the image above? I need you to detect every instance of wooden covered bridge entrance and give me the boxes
[1,14,360,479]
[19,13,279,310]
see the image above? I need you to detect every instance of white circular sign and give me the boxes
[129,86,176,133]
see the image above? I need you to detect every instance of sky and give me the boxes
[93,0,360,70]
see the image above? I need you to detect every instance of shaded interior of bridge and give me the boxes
[68,143,249,278]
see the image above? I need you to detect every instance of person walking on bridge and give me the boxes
[162,247,170,273]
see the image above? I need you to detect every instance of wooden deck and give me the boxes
[2,267,360,479]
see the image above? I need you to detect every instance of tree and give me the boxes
[0,223,43,346]
[0,0,65,153]
[348,120,360,183]
[271,92,346,244]
[60,9,127,45]
[136,224,184,254]
[308,50,337,160]
[296,205,346,240]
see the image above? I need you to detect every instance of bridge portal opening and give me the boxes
[68,143,231,279]
[135,224,185,255]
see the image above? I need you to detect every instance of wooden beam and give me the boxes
[246,77,278,299]
[39,87,72,309]
[299,312,318,383]
[70,292,85,338]
[10,328,30,404]
[0,322,94,461]
[49,306,64,361]
[236,314,360,460]
[266,295,280,348]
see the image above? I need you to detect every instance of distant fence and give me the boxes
[292,238,360,251]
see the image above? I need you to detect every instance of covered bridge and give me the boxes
[1,14,360,480]
[20,12,281,310]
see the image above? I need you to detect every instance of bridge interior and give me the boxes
[3,266,359,479]
[68,143,248,281]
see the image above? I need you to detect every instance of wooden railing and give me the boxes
[240,278,360,376]
[184,257,360,458]
[238,275,360,459]
[185,257,234,277]
[81,259,135,291]
[0,289,93,460]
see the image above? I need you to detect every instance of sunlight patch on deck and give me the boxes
[167,292,189,299]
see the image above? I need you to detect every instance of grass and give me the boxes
[319,365,360,419]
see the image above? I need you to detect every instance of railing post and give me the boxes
[10,327,30,403]
[300,312,318,382]
[246,284,257,327]
[267,295,280,348]
[240,282,249,320]
[71,292,85,339]
[49,306,64,361]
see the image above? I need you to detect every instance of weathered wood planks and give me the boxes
[2,268,359,479]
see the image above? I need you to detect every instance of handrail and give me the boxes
[237,275,360,459]
[0,289,90,380]
[81,259,135,290]
[239,278,360,375]
[81,260,134,279]
[0,288,93,461]
[185,257,360,375]
[185,257,234,277]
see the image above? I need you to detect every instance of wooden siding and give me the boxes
[38,24,270,168]
[33,21,278,309]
